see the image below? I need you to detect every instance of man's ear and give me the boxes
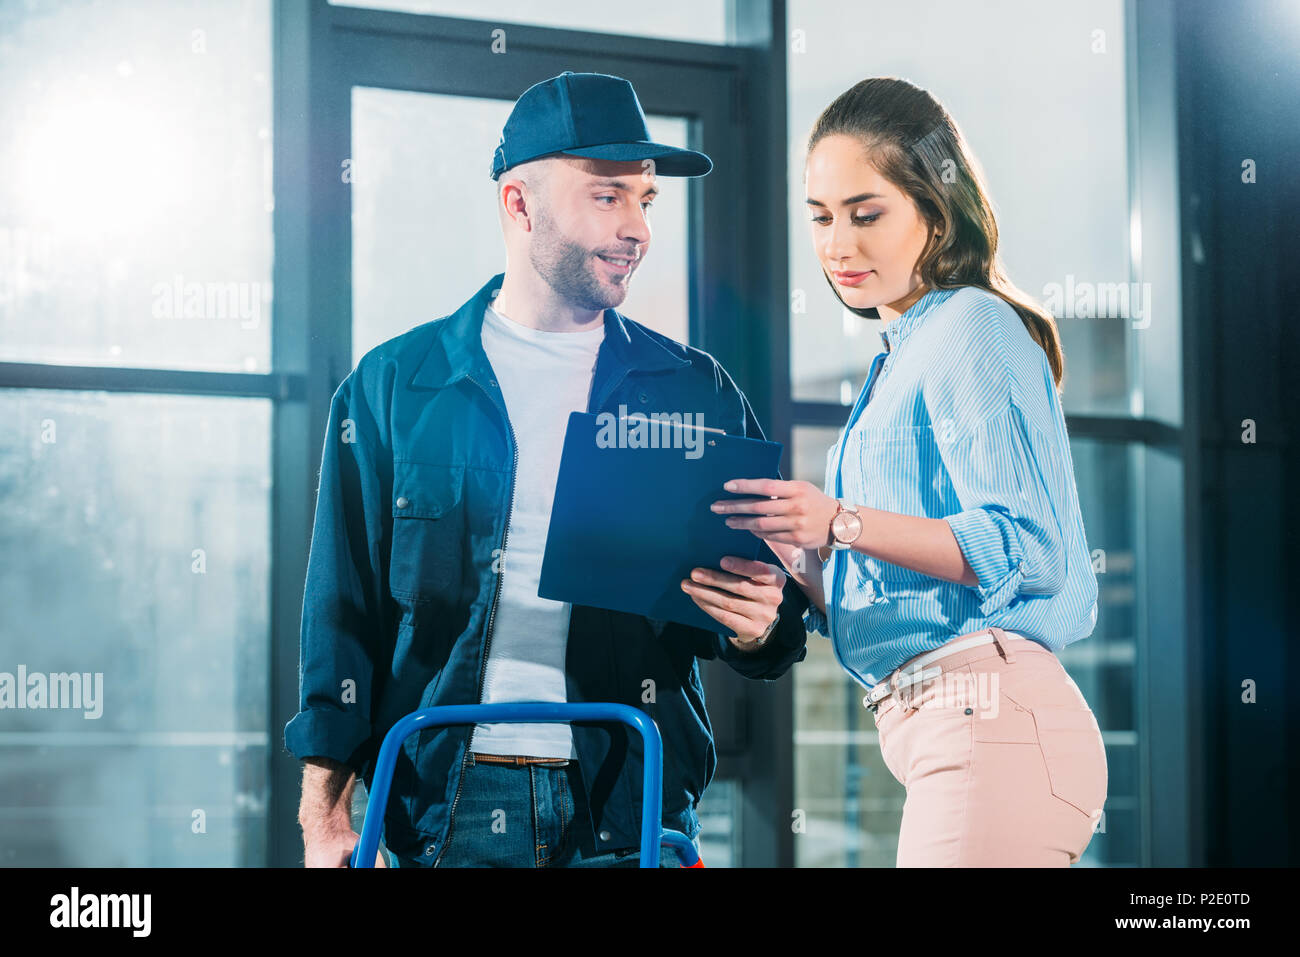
[499,179,534,232]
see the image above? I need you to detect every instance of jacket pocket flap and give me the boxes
[392,461,464,519]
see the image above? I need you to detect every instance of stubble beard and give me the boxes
[529,207,631,312]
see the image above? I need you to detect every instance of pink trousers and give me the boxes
[872,627,1107,867]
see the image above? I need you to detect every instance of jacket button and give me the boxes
[638,392,648,403]
[423,844,435,856]
[396,496,409,509]
[599,830,611,842]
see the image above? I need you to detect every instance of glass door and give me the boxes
[301,2,769,865]
[349,89,690,362]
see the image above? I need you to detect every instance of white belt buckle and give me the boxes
[894,664,944,711]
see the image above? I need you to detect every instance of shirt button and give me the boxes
[396,496,409,509]
[599,830,611,842]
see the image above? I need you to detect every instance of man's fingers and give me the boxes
[681,578,749,614]
[719,556,787,585]
[686,568,760,598]
[681,577,782,618]
[682,588,759,634]
[687,598,749,636]
[723,514,801,534]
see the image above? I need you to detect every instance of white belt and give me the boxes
[864,630,1028,709]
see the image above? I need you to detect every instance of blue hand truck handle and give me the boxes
[348,701,701,869]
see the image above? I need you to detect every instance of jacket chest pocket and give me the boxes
[389,461,466,605]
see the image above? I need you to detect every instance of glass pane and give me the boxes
[787,0,1136,415]
[791,425,901,867]
[328,0,729,44]
[0,0,274,373]
[1066,437,1141,866]
[694,777,738,868]
[0,390,271,865]
[351,87,689,363]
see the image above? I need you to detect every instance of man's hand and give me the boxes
[680,556,785,649]
[300,756,387,867]
[304,820,387,868]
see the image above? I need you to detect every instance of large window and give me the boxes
[0,0,274,373]
[786,0,1171,867]
[0,0,275,865]
[327,0,731,44]
[350,89,689,362]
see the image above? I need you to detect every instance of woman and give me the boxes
[715,77,1106,866]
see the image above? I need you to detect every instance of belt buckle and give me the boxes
[895,664,941,712]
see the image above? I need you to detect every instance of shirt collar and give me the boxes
[880,286,959,353]
[412,272,688,389]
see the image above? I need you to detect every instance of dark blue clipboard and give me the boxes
[538,411,784,632]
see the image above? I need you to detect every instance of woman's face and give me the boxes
[805,134,934,317]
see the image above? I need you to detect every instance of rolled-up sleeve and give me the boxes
[283,377,389,771]
[938,403,1068,616]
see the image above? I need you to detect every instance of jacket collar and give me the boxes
[880,286,959,353]
[412,272,690,389]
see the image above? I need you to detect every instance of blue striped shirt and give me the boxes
[802,285,1099,689]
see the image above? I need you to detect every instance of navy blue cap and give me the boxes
[491,71,712,180]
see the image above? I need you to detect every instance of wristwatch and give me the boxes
[738,612,780,651]
[829,499,863,550]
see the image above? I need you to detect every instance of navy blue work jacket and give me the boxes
[283,272,809,863]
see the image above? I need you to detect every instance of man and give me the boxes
[285,71,810,868]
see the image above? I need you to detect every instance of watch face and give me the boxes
[832,510,863,544]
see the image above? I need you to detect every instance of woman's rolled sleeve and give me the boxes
[939,404,1068,616]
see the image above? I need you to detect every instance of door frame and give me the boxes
[270,0,794,867]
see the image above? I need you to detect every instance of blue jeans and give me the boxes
[388,753,694,868]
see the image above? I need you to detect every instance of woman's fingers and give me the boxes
[711,496,788,515]
[723,478,798,496]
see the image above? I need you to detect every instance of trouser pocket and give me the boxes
[1019,702,1108,822]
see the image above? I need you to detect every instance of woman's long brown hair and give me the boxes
[806,77,1066,393]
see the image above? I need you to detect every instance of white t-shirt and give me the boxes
[469,302,605,758]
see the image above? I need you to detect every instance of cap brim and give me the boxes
[558,142,713,177]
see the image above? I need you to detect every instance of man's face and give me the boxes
[526,156,656,311]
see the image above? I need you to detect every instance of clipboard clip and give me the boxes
[619,413,727,446]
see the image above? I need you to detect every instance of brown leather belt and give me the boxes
[470,751,570,766]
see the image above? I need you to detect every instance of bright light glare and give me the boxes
[17,92,189,238]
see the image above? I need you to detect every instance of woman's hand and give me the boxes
[713,478,841,551]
